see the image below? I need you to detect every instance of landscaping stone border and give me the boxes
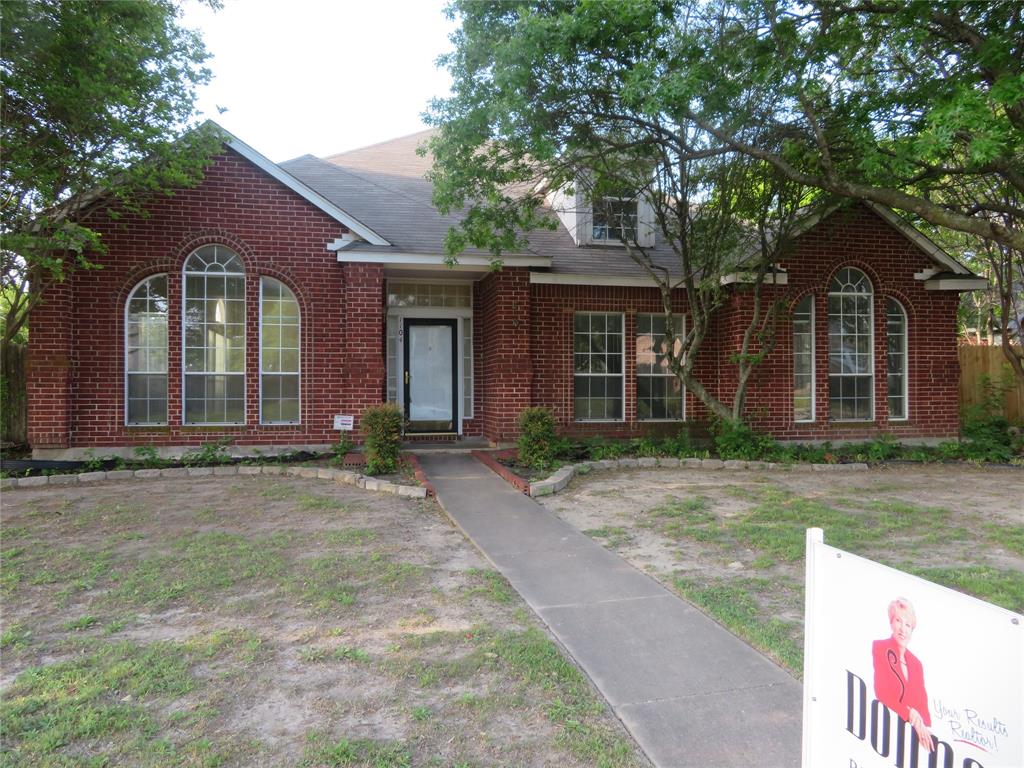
[0,463,430,499]
[526,456,868,497]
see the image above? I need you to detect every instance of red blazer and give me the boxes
[872,637,931,726]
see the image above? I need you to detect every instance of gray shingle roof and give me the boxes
[279,130,679,280]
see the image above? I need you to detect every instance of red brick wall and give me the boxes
[478,268,532,441]
[29,171,963,452]
[26,279,73,448]
[529,282,702,439]
[527,206,963,441]
[28,148,363,449]
[342,262,386,430]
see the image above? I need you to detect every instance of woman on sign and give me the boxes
[872,597,934,752]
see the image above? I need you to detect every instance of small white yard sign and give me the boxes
[802,528,1023,768]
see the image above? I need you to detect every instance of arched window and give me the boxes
[887,298,908,420]
[260,277,300,424]
[183,245,245,424]
[828,267,873,421]
[125,274,168,425]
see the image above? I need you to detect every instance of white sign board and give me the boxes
[333,414,354,431]
[802,528,1022,768]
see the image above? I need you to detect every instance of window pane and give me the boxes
[828,272,873,421]
[185,246,245,424]
[260,278,301,424]
[126,275,168,425]
[886,299,907,419]
[636,313,684,421]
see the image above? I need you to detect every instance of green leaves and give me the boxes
[1,0,222,344]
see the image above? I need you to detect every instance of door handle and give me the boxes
[404,370,410,384]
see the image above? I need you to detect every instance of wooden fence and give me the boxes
[1,342,28,446]
[959,345,1024,424]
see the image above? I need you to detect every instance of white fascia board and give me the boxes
[529,272,665,287]
[865,202,970,275]
[720,268,789,286]
[214,122,391,247]
[924,277,990,291]
[337,251,551,268]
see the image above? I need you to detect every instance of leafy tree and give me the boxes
[671,0,1023,252]
[427,0,817,422]
[0,0,223,346]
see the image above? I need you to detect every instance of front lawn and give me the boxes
[540,464,1024,676]
[1,477,647,767]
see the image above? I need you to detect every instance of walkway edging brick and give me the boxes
[1,463,429,499]
[527,456,869,497]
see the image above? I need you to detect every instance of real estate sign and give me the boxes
[802,528,1023,768]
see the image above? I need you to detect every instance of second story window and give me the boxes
[592,197,638,244]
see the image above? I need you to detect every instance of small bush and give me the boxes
[629,436,662,458]
[133,445,168,469]
[712,421,778,461]
[331,433,354,466]
[959,375,1020,462]
[585,438,628,461]
[361,404,403,475]
[182,439,233,467]
[517,407,559,471]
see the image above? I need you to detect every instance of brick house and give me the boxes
[27,125,986,457]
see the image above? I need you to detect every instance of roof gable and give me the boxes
[211,121,390,247]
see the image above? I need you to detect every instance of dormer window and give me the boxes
[592,197,638,244]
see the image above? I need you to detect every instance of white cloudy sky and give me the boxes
[180,0,457,162]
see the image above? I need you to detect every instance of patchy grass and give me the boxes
[583,526,635,549]
[3,477,646,767]
[1,631,256,765]
[301,733,412,767]
[543,466,1024,678]
[671,575,803,672]
[461,568,515,604]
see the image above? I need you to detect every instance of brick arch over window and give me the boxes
[172,230,257,274]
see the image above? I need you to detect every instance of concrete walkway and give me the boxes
[418,453,801,768]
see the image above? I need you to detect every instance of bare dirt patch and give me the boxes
[540,464,1024,673]
[1,476,647,767]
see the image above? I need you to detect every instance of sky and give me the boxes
[180,0,458,162]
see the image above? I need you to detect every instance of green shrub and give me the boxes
[959,375,1020,463]
[133,444,167,469]
[712,421,778,461]
[361,404,403,475]
[661,430,694,458]
[181,439,232,467]
[517,407,558,471]
[585,438,628,461]
[331,433,354,466]
[629,436,662,457]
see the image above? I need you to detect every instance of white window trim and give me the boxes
[386,301,475,434]
[124,274,168,426]
[590,196,639,246]
[828,270,875,423]
[258,277,301,426]
[182,250,246,427]
[886,298,909,422]
[573,311,626,423]
[793,296,815,423]
[636,313,686,422]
